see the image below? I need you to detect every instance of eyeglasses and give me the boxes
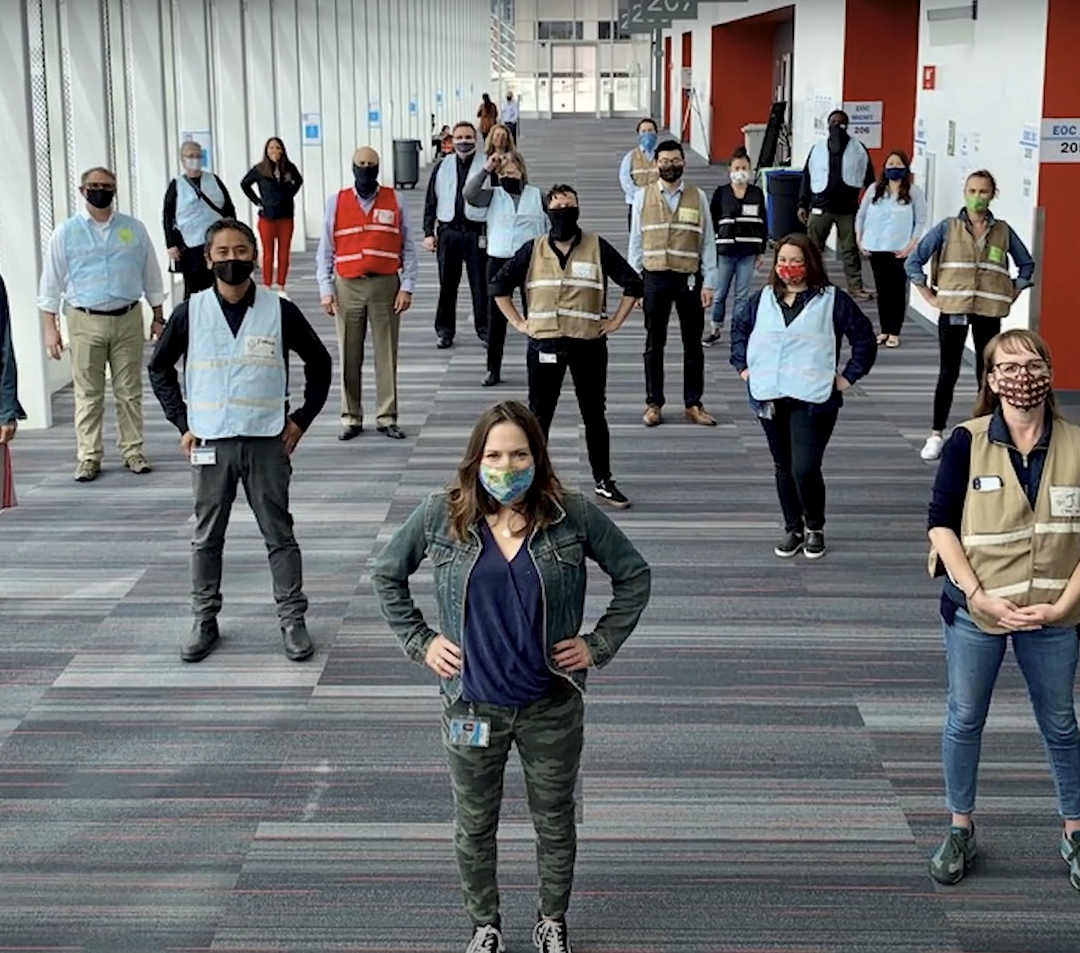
[993,359,1050,378]
[657,162,684,171]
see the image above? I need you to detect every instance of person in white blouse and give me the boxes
[499,91,519,143]
[38,166,165,482]
[855,150,927,348]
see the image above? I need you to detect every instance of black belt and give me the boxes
[74,302,137,317]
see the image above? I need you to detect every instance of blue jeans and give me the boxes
[709,254,755,329]
[942,609,1080,818]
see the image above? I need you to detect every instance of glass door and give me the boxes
[551,44,575,113]
[547,43,598,114]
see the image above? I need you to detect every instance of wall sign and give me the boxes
[842,101,882,150]
[1040,119,1080,163]
[409,96,418,117]
[301,113,322,146]
[914,116,927,146]
[368,103,381,128]
[922,65,937,90]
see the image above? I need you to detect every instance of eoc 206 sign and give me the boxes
[1040,119,1080,163]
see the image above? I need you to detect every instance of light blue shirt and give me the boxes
[619,147,655,205]
[855,184,927,253]
[628,181,718,290]
[316,186,418,298]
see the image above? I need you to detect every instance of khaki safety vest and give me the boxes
[934,414,1080,634]
[525,233,605,340]
[630,149,658,189]
[932,218,1015,319]
[640,183,703,274]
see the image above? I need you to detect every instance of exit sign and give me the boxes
[922,65,937,90]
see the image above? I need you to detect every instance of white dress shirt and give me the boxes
[628,181,719,290]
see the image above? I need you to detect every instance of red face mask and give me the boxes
[777,263,807,284]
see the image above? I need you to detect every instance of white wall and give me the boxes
[1,0,490,430]
[910,0,1048,330]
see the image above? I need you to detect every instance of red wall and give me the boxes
[841,0,920,173]
[663,36,672,131]
[709,17,777,164]
[680,32,693,142]
[1039,0,1080,388]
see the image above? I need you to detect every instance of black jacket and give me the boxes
[240,162,304,220]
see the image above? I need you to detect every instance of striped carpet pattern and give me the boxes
[2,117,1079,952]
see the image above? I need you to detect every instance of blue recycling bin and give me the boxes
[765,169,806,242]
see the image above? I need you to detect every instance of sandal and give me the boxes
[885,335,901,348]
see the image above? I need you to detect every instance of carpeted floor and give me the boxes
[2,117,1078,952]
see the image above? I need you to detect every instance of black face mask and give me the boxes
[500,176,523,195]
[548,207,579,241]
[829,123,849,140]
[353,164,379,198]
[658,165,684,182]
[85,188,114,209]
[212,259,255,286]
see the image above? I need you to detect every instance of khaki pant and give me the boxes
[806,209,865,294]
[334,274,400,428]
[65,305,145,463]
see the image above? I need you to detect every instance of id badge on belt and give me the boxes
[448,711,491,747]
[190,441,217,467]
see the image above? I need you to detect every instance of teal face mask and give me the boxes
[479,464,535,505]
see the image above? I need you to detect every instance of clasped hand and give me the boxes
[972,590,1062,631]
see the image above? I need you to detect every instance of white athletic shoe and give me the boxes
[920,435,945,461]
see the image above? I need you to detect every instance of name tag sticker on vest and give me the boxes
[570,261,598,280]
[374,208,395,225]
[118,227,135,245]
[987,244,1006,264]
[742,204,760,217]
[448,715,491,748]
[190,447,217,467]
[972,475,1004,492]
[1050,486,1080,518]
[677,207,700,225]
[244,335,278,359]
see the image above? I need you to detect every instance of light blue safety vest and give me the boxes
[485,185,546,259]
[747,286,837,405]
[808,139,868,194]
[176,174,226,248]
[63,213,147,309]
[860,191,916,253]
[435,153,488,224]
[185,286,288,440]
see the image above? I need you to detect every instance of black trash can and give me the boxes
[393,138,421,189]
[765,169,806,241]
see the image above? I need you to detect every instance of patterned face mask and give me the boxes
[995,373,1051,411]
[479,464,535,505]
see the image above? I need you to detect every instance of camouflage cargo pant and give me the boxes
[441,683,585,927]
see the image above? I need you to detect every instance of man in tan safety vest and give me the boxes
[628,139,719,428]
[491,183,643,509]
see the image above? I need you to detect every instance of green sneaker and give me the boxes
[929,823,977,884]
[1060,831,1080,891]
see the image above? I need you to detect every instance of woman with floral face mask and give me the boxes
[925,329,1080,892]
[905,170,1035,462]
[729,233,877,559]
[372,401,650,953]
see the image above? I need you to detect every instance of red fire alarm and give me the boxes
[923,65,937,90]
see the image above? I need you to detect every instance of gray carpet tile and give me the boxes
[1,116,1078,950]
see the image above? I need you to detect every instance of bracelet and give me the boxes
[966,584,982,600]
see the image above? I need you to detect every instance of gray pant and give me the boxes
[807,209,865,294]
[191,436,307,626]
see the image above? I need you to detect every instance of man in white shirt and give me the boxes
[38,166,165,482]
[499,92,519,143]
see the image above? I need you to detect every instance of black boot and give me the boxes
[282,621,314,661]
[181,619,220,663]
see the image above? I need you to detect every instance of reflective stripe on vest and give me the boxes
[640,184,703,274]
[435,154,488,223]
[185,286,287,440]
[333,187,402,278]
[486,186,546,259]
[745,286,837,405]
[176,175,225,248]
[932,218,1015,318]
[525,232,605,340]
[808,139,868,194]
[957,414,1080,633]
[62,213,147,309]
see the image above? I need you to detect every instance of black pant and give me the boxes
[506,121,518,143]
[179,244,214,299]
[933,314,1001,432]
[435,225,488,341]
[527,336,611,484]
[759,398,838,533]
[486,256,527,377]
[643,270,706,409]
[868,252,909,336]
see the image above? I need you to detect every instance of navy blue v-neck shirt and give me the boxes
[461,524,550,707]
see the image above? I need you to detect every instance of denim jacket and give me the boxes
[371,489,651,702]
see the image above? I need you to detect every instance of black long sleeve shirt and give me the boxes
[423,154,478,236]
[162,174,238,249]
[240,163,304,220]
[489,230,645,300]
[148,284,332,436]
[798,135,876,215]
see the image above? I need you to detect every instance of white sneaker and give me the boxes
[275,286,290,299]
[920,435,945,461]
[466,924,505,953]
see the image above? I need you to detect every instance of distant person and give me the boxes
[797,110,875,301]
[477,93,498,137]
[241,137,304,294]
[500,91,519,142]
[618,117,659,230]
[0,273,25,446]
[163,140,236,298]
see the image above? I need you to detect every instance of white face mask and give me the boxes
[730,170,751,185]
[182,157,202,173]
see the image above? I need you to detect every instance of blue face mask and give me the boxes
[885,167,907,181]
[639,131,658,153]
[479,464,535,506]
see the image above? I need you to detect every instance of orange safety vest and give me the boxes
[333,187,402,278]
